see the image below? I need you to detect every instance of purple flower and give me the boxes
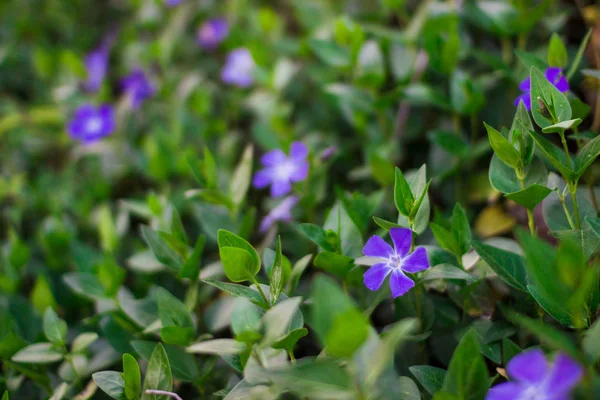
[253,142,309,197]
[221,48,255,88]
[515,67,569,110]
[197,18,229,49]
[67,104,115,144]
[260,196,299,232]
[319,145,337,162]
[83,47,109,92]
[164,0,183,6]
[362,228,429,298]
[121,68,156,109]
[486,348,583,400]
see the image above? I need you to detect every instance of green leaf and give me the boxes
[548,33,568,68]
[398,165,431,234]
[422,264,476,283]
[12,342,64,364]
[508,313,579,358]
[186,339,246,355]
[484,122,521,169]
[373,216,401,230]
[410,366,447,396]
[43,308,67,345]
[142,344,172,400]
[309,39,351,68]
[324,201,364,258]
[489,155,548,194]
[156,287,194,330]
[169,207,187,245]
[528,131,574,179]
[313,252,355,278]
[130,341,198,382]
[2,391,8,400]
[356,40,385,87]
[270,237,284,304]
[441,330,489,400]
[394,167,414,216]
[160,326,195,347]
[287,254,313,295]
[530,66,572,129]
[452,204,471,255]
[261,297,304,346]
[574,134,600,179]
[298,224,337,253]
[567,28,592,80]
[122,354,141,400]
[510,101,535,164]
[63,272,107,301]
[410,179,432,220]
[505,184,552,210]
[583,318,600,364]
[178,235,205,280]
[229,144,253,208]
[72,332,98,352]
[541,119,582,134]
[202,279,266,307]
[272,328,308,353]
[428,131,469,157]
[93,371,127,400]
[324,308,369,358]
[219,247,259,283]
[430,223,461,256]
[141,226,183,272]
[470,241,528,292]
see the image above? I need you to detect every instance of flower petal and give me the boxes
[253,169,272,188]
[545,67,562,84]
[389,228,412,257]
[514,93,531,110]
[261,149,287,166]
[259,216,274,233]
[554,75,569,92]
[363,235,394,258]
[545,353,583,394]
[289,161,309,182]
[506,348,548,384]
[485,382,527,400]
[401,247,429,273]
[290,142,308,160]
[389,269,414,298]
[519,77,531,91]
[363,263,392,291]
[270,179,292,197]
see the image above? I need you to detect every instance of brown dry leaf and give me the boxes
[583,6,600,26]
[475,205,516,238]
[496,367,507,379]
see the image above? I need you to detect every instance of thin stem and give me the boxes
[559,192,576,230]
[517,170,535,235]
[570,182,582,230]
[558,130,573,168]
[145,390,183,400]
[288,350,296,364]
[252,279,270,307]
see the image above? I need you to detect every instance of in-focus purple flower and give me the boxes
[486,348,583,400]
[67,104,115,144]
[361,228,429,298]
[164,0,183,6]
[221,48,255,88]
[197,18,229,49]
[515,67,569,110]
[253,142,309,198]
[121,68,156,109]
[83,47,109,92]
[260,196,299,232]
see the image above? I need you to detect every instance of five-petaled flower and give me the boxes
[121,68,156,109]
[68,104,116,144]
[221,48,255,88]
[83,47,109,93]
[253,142,309,198]
[260,196,299,233]
[515,67,569,110]
[197,18,229,49]
[486,348,583,400]
[361,228,429,298]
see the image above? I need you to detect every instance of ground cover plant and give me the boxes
[3,0,600,399]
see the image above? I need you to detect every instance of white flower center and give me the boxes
[274,160,296,181]
[518,385,545,400]
[85,117,103,134]
[388,253,403,270]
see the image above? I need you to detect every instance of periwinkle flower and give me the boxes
[197,18,229,49]
[260,196,299,233]
[253,142,309,198]
[83,47,109,92]
[121,68,156,109]
[164,0,183,6]
[486,348,583,400]
[221,48,255,88]
[515,67,569,110]
[68,104,115,144]
[319,145,337,162]
[362,228,429,298]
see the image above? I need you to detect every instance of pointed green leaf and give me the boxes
[123,354,141,400]
[442,330,489,399]
[528,130,574,179]
[142,344,172,400]
[43,308,67,345]
[178,235,205,280]
[541,118,582,134]
[530,66,572,128]
[93,371,127,400]
[470,241,527,292]
[410,366,447,396]
[548,33,568,68]
[484,122,521,168]
[229,144,253,208]
[141,226,183,272]
[505,184,552,210]
[394,167,414,216]
[270,237,284,304]
[574,134,600,179]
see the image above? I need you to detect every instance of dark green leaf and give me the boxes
[141,226,183,272]
[63,272,107,301]
[452,204,471,255]
[156,287,194,329]
[202,279,266,307]
[178,235,205,280]
[309,39,351,67]
[470,241,528,292]
[530,66,572,129]
[410,366,447,396]
[298,224,337,252]
[574,134,600,179]
[93,371,127,400]
[394,167,414,216]
[484,122,521,169]
[489,155,548,194]
[272,328,308,352]
[529,131,574,179]
[313,252,355,278]
[428,131,469,157]
[505,184,552,210]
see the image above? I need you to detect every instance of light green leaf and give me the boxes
[142,344,172,400]
[123,354,141,400]
[141,226,183,272]
[186,339,246,355]
[548,33,568,68]
[541,119,582,134]
[505,184,552,210]
[43,308,67,345]
[12,342,64,364]
[229,145,253,208]
[93,371,127,400]
[270,237,284,304]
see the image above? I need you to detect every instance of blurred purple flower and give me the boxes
[362,228,429,298]
[121,68,156,109]
[197,18,229,49]
[515,67,569,110]
[260,196,299,232]
[319,145,337,162]
[486,348,583,400]
[83,47,109,92]
[68,104,115,144]
[221,48,255,88]
[164,0,183,6]
[253,142,309,198]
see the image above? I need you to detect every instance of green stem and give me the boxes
[253,279,270,307]
[288,350,296,364]
[517,169,535,235]
[558,129,573,168]
[559,192,576,230]
[569,182,582,230]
